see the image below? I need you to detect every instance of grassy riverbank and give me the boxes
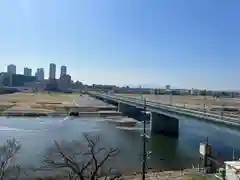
[121,169,214,180]
[0,92,121,117]
[0,92,79,116]
[30,170,212,180]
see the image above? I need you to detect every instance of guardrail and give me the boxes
[90,92,240,126]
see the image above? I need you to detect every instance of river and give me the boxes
[0,116,240,173]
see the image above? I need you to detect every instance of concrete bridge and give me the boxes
[88,91,240,138]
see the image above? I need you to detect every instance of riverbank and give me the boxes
[0,93,119,117]
[123,169,209,180]
[0,92,77,116]
[0,108,121,117]
[29,169,209,180]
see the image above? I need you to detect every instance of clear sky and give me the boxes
[0,0,240,90]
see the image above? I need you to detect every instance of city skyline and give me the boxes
[2,62,240,91]
[0,0,240,90]
[5,63,69,80]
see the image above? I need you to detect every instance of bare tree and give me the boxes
[43,133,122,180]
[0,138,21,180]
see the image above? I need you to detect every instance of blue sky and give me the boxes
[0,0,240,90]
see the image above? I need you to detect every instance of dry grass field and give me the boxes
[123,170,209,180]
[117,94,240,110]
[0,92,79,114]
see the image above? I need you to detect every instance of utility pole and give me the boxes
[142,98,147,180]
[141,98,153,180]
[204,89,206,113]
[232,148,235,160]
[170,92,172,106]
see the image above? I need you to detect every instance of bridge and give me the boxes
[88,91,240,138]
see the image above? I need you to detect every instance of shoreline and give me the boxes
[0,110,138,127]
[30,169,208,180]
[0,93,117,117]
[121,169,208,180]
[0,110,122,117]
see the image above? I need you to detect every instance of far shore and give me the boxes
[0,92,119,117]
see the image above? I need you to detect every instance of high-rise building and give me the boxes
[7,64,16,74]
[35,68,44,81]
[58,74,71,91]
[60,65,67,78]
[24,67,32,76]
[49,63,56,79]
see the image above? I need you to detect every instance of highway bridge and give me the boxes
[88,91,240,138]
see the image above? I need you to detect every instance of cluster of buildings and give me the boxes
[86,84,240,98]
[6,63,68,81]
[0,63,77,92]
[2,65,240,98]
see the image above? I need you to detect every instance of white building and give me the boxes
[60,65,67,78]
[35,68,44,81]
[24,67,32,76]
[191,88,198,95]
[7,64,16,74]
[49,63,56,79]
[224,160,240,180]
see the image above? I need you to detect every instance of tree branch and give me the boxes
[44,133,121,180]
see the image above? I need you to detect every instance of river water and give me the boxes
[0,116,240,173]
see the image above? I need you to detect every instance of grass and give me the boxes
[117,93,240,109]
[186,174,208,180]
[184,173,219,180]
[0,92,79,115]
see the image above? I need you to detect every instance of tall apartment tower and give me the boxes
[60,65,67,78]
[24,67,32,76]
[7,64,16,74]
[49,63,56,79]
[35,68,44,81]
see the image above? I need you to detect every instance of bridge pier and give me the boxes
[117,102,179,137]
[118,102,141,118]
[151,112,179,137]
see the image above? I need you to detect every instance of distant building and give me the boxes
[191,88,198,95]
[45,78,58,91]
[1,73,36,87]
[165,85,171,91]
[58,74,71,91]
[60,65,67,78]
[71,81,84,89]
[35,68,44,81]
[92,84,117,92]
[24,67,32,76]
[49,63,56,79]
[7,64,16,74]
